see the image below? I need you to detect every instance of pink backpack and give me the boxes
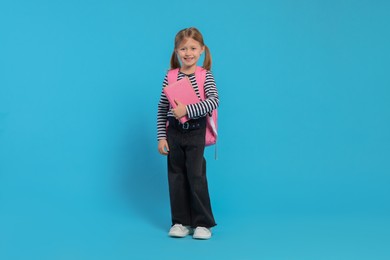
[167,66,218,147]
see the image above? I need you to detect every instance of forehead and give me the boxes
[178,37,202,47]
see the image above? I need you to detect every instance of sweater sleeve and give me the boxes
[156,74,169,140]
[186,71,219,119]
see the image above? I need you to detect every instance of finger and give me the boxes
[161,144,169,154]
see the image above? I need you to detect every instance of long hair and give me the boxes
[170,27,212,70]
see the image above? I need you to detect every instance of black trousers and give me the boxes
[167,118,216,228]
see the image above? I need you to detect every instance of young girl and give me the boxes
[157,27,219,240]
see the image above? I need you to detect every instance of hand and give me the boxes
[158,139,169,155]
[172,100,187,119]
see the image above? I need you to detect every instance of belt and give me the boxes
[168,117,206,131]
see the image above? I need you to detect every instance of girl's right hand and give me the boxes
[158,139,170,155]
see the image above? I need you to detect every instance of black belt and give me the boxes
[168,117,206,131]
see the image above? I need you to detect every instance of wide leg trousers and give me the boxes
[167,124,216,228]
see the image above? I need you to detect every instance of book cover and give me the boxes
[163,77,200,123]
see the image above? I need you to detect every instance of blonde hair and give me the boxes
[170,27,212,70]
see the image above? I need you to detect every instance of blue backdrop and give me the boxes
[1,0,389,259]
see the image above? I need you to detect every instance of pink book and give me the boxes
[163,76,200,123]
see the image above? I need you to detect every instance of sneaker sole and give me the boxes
[193,235,211,240]
[169,232,190,238]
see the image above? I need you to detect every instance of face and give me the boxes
[176,37,204,71]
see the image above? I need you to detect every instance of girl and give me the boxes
[157,27,219,240]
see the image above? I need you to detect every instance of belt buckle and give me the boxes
[182,122,189,130]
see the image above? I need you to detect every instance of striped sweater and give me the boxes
[157,70,219,141]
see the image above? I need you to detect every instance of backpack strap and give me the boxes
[195,66,207,100]
[167,68,180,84]
[195,67,218,159]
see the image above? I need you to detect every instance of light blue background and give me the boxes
[1,0,389,259]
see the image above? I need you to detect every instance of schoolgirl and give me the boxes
[157,27,219,239]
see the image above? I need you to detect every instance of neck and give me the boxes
[180,65,197,75]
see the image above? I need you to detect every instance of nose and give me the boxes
[185,49,192,55]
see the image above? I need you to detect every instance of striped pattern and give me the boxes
[157,70,219,141]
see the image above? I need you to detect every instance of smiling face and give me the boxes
[176,37,205,73]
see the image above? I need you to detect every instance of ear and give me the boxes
[201,45,205,54]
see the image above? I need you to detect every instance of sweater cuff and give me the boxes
[186,105,193,119]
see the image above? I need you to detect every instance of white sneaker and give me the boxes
[193,227,212,240]
[168,224,192,238]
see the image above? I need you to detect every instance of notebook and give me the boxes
[163,77,200,123]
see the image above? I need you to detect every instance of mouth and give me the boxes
[184,57,194,62]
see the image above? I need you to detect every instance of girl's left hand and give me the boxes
[172,100,187,119]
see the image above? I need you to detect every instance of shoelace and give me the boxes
[173,224,189,232]
[196,227,209,233]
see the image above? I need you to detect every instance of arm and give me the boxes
[157,74,170,155]
[186,71,219,119]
